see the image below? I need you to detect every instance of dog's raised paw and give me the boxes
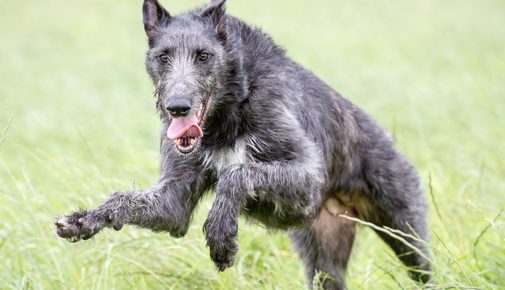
[55,211,97,242]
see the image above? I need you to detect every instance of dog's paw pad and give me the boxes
[55,218,78,239]
[55,211,99,242]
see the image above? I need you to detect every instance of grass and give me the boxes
[0,0,504,289]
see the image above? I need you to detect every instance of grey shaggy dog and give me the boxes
[55,0,431,288]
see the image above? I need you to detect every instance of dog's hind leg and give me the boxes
[290,197,356,290]
[359,192,432,283]
[361,153,432,283]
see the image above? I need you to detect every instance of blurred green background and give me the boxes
[1,0,504,289]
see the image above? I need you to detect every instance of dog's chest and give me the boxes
[209,139,249,174]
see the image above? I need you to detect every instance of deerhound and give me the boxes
[55,0,431,288]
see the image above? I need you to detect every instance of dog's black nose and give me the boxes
[166,98,191,117]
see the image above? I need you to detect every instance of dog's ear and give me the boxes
[200,0,227,42]
[143,0,171,42]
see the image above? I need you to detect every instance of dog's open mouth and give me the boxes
[166,102,207,154]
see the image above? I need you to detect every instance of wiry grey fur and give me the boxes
[55,0,431,288]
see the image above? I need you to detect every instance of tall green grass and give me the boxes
[0,0,504,289]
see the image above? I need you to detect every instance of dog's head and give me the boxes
[143,0,228,154]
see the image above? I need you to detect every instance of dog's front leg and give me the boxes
[56,178,206,242]
[203,160,322,271]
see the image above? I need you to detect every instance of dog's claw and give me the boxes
[216,260,234,272]
[113,224,123,231]
[67,236,81,243]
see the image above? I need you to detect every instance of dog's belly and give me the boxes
[243,197,310,229]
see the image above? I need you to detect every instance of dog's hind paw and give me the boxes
[55,210,102,242]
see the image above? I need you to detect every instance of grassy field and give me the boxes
[1,0,504,289]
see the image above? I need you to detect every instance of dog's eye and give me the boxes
[198,52,210,62]
[159,54,169,63]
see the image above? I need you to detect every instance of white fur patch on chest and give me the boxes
[209,139,249,174]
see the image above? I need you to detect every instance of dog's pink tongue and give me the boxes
[167,115,203,140]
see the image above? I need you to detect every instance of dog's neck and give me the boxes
[201,26,250,151]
